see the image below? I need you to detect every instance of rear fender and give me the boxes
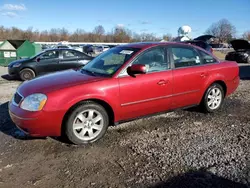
[200,74,226,101]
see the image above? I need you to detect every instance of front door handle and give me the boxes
[157,80,167,85]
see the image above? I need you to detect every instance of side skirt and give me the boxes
[113,104,199,126]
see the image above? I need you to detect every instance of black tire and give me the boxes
[64,101,109,145]
[200,83,225,113]
[19,68,36,81]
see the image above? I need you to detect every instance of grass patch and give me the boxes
[213,51,226,60]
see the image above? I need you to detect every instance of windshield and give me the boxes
[30,51,46,59]
[81,47,140,76]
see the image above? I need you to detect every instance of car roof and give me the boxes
[118,42,190,49]
[45,48,79,51]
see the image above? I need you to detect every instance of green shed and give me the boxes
[0,40,42,66]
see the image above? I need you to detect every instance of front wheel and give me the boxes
[64,101,109,145]
[200,83,224,113]
[19,68,36,81]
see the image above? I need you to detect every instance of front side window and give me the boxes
[171,47,201,68]
[132,47,168,73]
[199,50,218,64]
[81,47,140,76]
[40,50,59,60]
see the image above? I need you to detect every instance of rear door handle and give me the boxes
[157,80,168,85]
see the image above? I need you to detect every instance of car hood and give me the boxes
[18,69,107,96]
[193,35,215,42]
[230,39,250,50]
[8,58,30,67]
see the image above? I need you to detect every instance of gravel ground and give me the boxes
[0,65,249,188]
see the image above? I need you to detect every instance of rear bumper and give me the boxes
[226,76,240,96]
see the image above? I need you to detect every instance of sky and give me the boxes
[0,0,250,38]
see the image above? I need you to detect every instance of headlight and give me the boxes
[13,63,21,67]
[20,93,47,111]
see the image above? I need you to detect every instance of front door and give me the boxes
[36,50,60,75]
[118,46,173,120]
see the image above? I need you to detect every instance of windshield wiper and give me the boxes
[81,69,96,76]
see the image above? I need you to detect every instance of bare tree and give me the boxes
[49,28,59,42]
[92,25,105,42]
[205,19,236,43]
[69,29,85,42]
[242,31,250,41]
[140,33,159,41]
[113,26,131,42]
[93,25,105,36]
[21,27,34,41]
[162,33,173,41]
[39,30,49,41]
[59,28,69,41]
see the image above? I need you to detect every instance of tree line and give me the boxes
[0,25,167,43]
[0,19,249,43]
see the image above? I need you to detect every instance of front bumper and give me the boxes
[8,101,64,137]
[8,66,19,77]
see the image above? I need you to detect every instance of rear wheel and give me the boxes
[64,101,109,145]
[19,68,36,81]
[200,83,224,113]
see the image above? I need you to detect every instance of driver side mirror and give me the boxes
[127,64,146,77]
[36,57,41,62]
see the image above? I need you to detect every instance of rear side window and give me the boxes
[199,50,218,64]
[171,47,201,68]
[62,50,78,59]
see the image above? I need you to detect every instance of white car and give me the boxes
[102,45,110,52]
[70,45,83,52]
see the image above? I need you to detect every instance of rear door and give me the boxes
[169,45,209,108]
[77,51,93,65]
[59,50,83,70]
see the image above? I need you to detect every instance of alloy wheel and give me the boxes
[207,88,222,110]
[73,109,104,141]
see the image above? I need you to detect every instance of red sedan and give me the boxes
[9,42,240,144]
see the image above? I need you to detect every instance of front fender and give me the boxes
[45,80,120,121]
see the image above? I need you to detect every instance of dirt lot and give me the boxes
[0,65,249,188]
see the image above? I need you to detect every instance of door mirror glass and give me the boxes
[127,64,146,77]
[36,57,40,62]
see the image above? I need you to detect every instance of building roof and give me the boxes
[7,40,26,49]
